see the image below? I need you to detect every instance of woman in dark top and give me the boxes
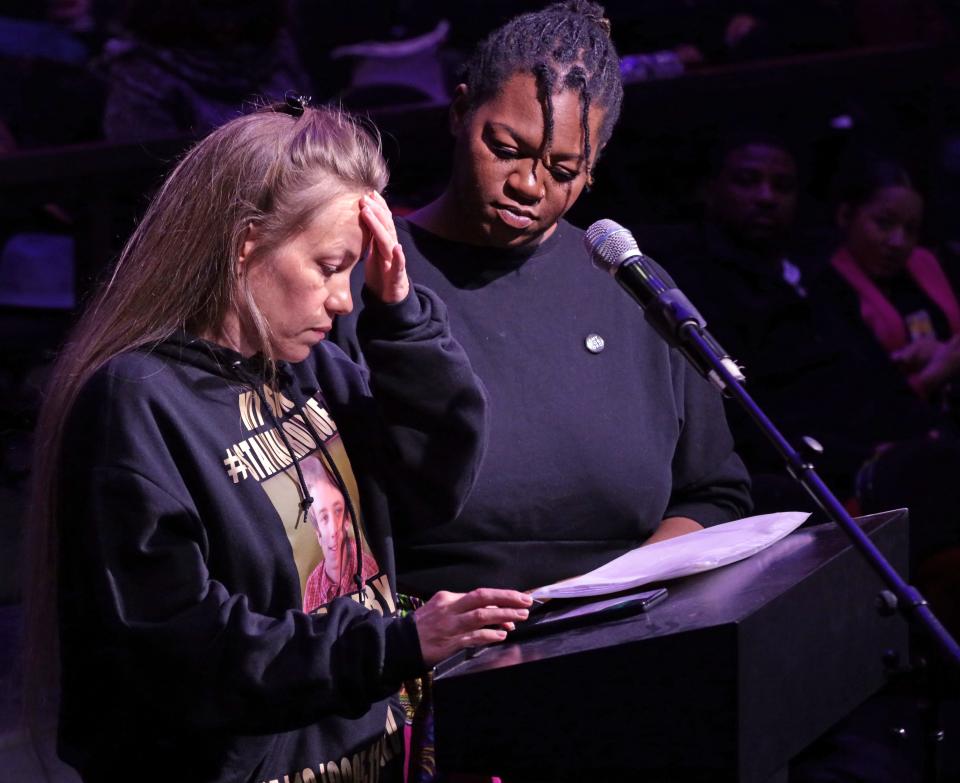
[334,5,751,779]
[336,1,752,598]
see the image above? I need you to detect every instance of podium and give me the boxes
[432,511,909,782]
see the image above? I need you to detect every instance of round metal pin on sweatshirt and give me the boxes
[584,334,605,354]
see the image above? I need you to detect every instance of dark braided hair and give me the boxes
[461,0,623,174]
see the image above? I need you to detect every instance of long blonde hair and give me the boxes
[22,102,388,723]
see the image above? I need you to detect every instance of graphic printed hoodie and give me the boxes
[55,287,486,783]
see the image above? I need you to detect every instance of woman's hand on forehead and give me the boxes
[360,192,409,305]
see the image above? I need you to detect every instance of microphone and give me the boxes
[583,219,744,391]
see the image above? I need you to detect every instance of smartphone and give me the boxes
[433,588,669,676]
[508,587,668,640]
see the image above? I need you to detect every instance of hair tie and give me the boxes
[283,92,312,117]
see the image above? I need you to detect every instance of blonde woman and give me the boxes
[24,100,531,783]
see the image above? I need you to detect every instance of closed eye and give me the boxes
[490,143,519,160]
[316,257,348,277]
[549,166,579,183]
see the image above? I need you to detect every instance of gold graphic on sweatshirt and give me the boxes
[258,709,403,783]
[223,394,339,484]
[238,387,297,432]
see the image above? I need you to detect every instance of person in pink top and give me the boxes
[831,157,960,404]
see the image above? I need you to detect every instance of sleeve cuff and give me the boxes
[381,613,426,687]
[360,284,425,331]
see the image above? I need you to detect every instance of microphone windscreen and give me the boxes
[583,219,639,272]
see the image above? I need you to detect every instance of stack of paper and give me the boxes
[530,512,810,600]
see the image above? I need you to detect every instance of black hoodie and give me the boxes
[55,286,486,782]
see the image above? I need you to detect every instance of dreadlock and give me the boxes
[461,0,623,174]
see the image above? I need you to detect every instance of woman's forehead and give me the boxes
[866,185,923,211]
[475,72,604,155]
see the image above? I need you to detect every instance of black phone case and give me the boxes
[507,587,668,641]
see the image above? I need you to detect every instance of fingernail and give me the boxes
[518,609,529,619]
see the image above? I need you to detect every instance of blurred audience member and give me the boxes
[0,116,76,316]
[610,0,851,83]
[100,0,307,141]
[292,0,469,103]
[0,0,108,147]
[828,157,960,408]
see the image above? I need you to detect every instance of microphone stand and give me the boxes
[673,316,960,779]
[675,319,960,667]
[587,210,958,774]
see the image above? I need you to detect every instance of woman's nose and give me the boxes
[506,159,545,203]
[326,277,353,315]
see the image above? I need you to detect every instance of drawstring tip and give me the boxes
[293,495,313,530]
[354,574,366,605]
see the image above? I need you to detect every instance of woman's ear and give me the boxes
[237,223,261,275]
[449,84,470,137]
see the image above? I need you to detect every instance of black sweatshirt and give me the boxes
[334,218,752,596]
[55,286,486,782]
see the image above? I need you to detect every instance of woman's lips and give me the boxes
[496,206,534,229]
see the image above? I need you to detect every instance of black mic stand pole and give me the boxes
[675,318,960,669]
[671,314,960,781]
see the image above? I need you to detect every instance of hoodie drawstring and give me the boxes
[233,360,367,606]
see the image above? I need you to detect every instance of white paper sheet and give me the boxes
[530,511,811,600]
